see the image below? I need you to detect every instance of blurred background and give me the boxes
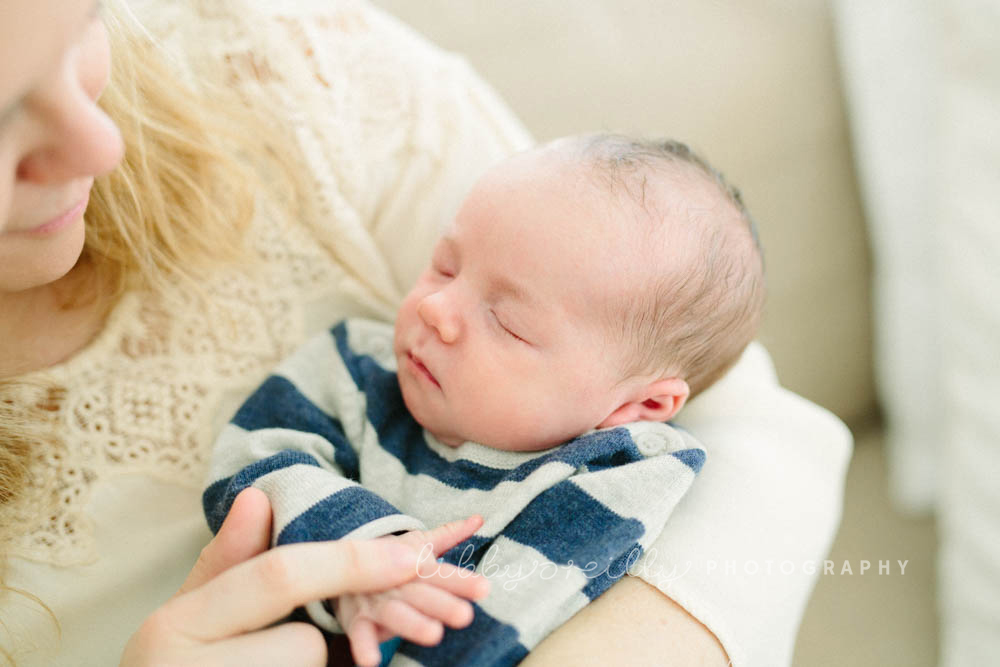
[370,1,999,665]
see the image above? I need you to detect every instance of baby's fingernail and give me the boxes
[457,602,475,627]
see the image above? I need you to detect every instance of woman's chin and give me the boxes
[0,218,87,293]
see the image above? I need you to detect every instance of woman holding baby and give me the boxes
[0,0,844,664]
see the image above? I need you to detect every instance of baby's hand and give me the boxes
[335,516,489,667]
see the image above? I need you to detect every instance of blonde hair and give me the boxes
[0,1,305,649]
[86,5,265,303]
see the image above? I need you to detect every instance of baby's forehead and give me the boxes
[455,142,724,281]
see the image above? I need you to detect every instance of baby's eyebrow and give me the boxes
[440,234,536,307]
[489,274,535,309]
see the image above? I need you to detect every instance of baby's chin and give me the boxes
[398,379,557,451]
[411,413,466,448]
[397,377,464,447]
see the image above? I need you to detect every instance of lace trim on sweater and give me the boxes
[3,0,430,566]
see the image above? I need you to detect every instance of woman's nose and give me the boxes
[16,86,124,185]
[417,290,461,343]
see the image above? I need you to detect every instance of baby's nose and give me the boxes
[417,293,460,343]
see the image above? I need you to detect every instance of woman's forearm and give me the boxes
[520,576,730,666]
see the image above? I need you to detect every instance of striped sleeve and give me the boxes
[202,320,426,631]
[393,422,706,666]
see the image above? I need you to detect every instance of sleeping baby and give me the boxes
[203,133,765,666]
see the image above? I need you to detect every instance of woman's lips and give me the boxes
[407,351,441,389]
[18,193,90,237]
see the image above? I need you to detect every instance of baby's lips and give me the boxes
[409,351,441,388]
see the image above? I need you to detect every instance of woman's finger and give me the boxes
[178,487,272,596]
[197,621,327,667]
[166,538,421,641]
[394,581,475,629]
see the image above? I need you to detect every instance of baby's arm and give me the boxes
[206,411,486,658]
[203,326,425,548]
[203,321,487,647]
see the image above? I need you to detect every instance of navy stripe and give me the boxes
[203,450,321,533]
[276,486,402,545]
[568,429,648,473]
[580,542,644,600]
[398,603,528,667]
[440,535,496,570]
[331,321,362,382]
[502,481,645,568]
[370,425,645,493]
[672,447,705,472]
[231,374,359,479]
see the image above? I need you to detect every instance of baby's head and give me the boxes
[394,134,764,451]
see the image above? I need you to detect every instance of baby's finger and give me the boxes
[346,617,382,667]
[395,581,475,629]
[374,599,444,647]
[405,515,484,557]
[375,624,396,643]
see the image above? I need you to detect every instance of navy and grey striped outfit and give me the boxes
[203,318,705,666]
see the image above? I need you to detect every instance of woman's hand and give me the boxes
[119,488,449,666]
[334,516,491,666]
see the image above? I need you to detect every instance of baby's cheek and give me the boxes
[396,294,421,333]
[0,185,11,233]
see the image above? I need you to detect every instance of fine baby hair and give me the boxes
[567,133,766,398]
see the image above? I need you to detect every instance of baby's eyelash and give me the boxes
[492,311,527,343]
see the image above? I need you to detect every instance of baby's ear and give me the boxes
[597,378,690,428]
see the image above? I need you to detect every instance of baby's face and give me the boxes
[394,149,646,451]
